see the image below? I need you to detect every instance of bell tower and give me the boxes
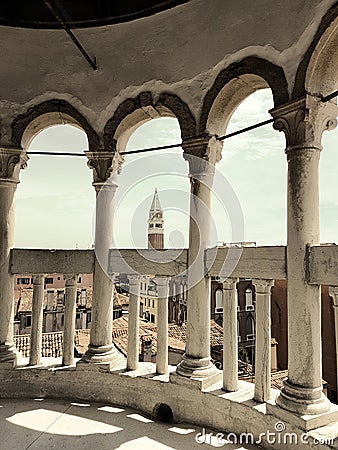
[148,188,164,250]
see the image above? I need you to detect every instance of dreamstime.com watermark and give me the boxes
[195,422,335,447]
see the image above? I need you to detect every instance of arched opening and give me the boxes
[245,288,254,311]
[112,117,189,249]
[304,13,338,98]
[209,89,286,246]
[303,12,338,405]
[246,316,255,340]
[215,289,223,312]
[153,403,174,423]
[15,123,94,248]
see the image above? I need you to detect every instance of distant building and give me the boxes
[148,188,164,250]
[13,274,123,335]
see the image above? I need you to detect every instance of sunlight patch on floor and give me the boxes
[6,408,123,436]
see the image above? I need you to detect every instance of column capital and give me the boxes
[64,273,77,286]
[154,276,169,287]
[128,274,141,286]
[183,135,223,174]
[85,150,124,186]
[221,277,238,290]
[329,286,338,306]
[0,146,28,184]
[252,278,274,295]
[270,95,338,153]
[32,274,44,285]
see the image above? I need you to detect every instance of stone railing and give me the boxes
[5,245,338,449]
[11,249,93,367]
[10,245,338,396]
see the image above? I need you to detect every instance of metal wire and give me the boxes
[321,90,338,103]
[25,89,338,158]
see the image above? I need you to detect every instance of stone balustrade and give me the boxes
[2,245,338,449]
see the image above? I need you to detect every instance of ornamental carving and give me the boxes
[85,151,124,184]
[0,147,28,182]
[183,135,223,177]
[271,95,338,150]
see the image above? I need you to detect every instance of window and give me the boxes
[245,288,254,311]
[155,223,162,228]
[215,289,223,312]
[17,277,30,285]
[78,276,82,283]
[25,315,32,327]
[246,316,255,340]
[152,300,155,308]
[150,223,154,228]
[57,276,61,280]
[151,314,155,323]
[237,319,241,342]
[45,277,54,285]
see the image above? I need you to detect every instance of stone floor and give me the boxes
[0,398,261,449]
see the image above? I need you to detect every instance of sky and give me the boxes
[14,89,338,249]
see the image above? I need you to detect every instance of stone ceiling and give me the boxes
[0,0,189,29]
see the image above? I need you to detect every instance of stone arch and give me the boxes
[293,2,338,100]
[11,99,100,150]
[199,57,289,137]
[103,92,196,152]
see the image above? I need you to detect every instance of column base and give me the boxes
[81,343,125,367]
[0,343,19,365]
[176,354,219,379]
[275,378,331,416]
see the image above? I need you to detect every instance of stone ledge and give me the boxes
[169,370,222,391]
[267,399,338,432]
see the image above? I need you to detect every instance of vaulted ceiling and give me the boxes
[0,0,189,29]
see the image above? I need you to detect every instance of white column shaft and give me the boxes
[62,274,77,366]
[287,148,322,390]
[0,182,17,362]
[83,179,124,365]
[185,175,212,360]
[222,278,238,392]
[253,279,274,403]
[156,278,169,375]
[127,277,140,370]
[29,274,45,366]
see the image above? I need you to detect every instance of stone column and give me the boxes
[29,274,45,366]
[156,277,169,375]
[252,279,274,403]
[271,96,338,414]
[222,278,239,392]
[177,137,222,379]
[329,287,338,402]
[82,151,125,366]
[0,147,28,364]
[62,274,77,366]
[127,275,140,370]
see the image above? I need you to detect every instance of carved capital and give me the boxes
[85,150,124,185]
[183,135,222,165]
[270,96,338,152]
[0,147,28,183]
[252,278,274,295]
[329,286,338,307]
[221,277,238,291]
[32,274,44,285]
[64,273,77,286]
[183,136,223,180]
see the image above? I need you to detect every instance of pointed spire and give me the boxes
[150,188,162,213]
